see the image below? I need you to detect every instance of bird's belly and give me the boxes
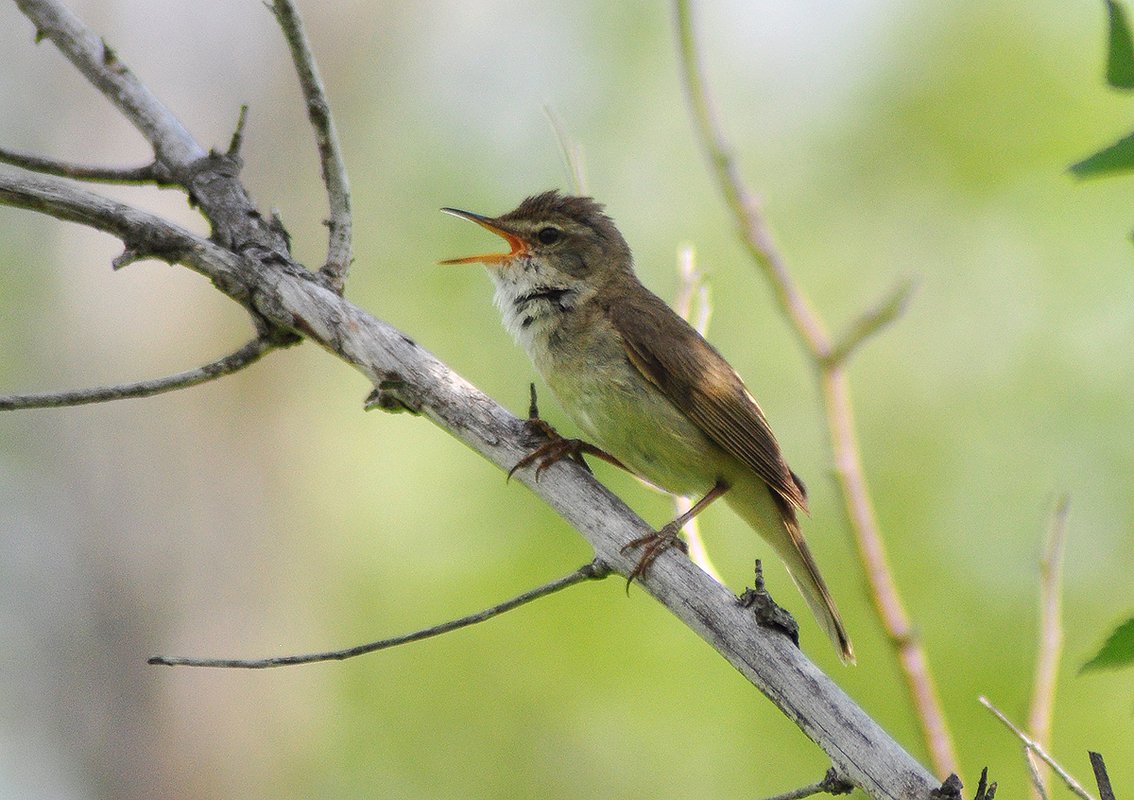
[545,361,724,498]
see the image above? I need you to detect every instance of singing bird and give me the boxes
[442,191,853,662]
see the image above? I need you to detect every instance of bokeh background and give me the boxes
[2,0,1132,797]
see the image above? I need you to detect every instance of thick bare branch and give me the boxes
[269,0,352,290]
[672,0,954,778]
[0,336,280,410]
[1,3,944,797]
[1,162,940,798]
[0,165,248,289]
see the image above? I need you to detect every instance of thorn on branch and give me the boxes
[268,209,292,250]
[111,246,146,271]
[527,381,540,419]
[975,768,998,800]
[227,104,250,157]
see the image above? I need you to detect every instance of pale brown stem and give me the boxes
[1027,497,1070,800]
[673,245,723,582]
[674,0,957,778]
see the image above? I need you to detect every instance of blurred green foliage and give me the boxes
[1,1,1133,799]
[1073,0,1134,177]
[1084,617,1134,672]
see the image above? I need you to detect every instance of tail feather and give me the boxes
[724,478,854,664]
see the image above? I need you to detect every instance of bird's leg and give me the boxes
[508,384,627,481]
[622,480,730,583]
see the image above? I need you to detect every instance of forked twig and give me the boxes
[672,0,954,777]
[149,560,610,668]
[269,0,352,290]
[979,696,1096,800]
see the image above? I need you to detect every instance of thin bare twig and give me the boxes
[0,146,171,184]
[979,696,1095,800]
[0,336,280,410]
[764,768,854,800]
[1027,497,1070,800]
[543,104,588,194]
[269,0,352,291]
[826,279,917,368]
[149,560,611,668]
[673,0,952,776]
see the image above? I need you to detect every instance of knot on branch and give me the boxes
[365,376,422,415]
[111,232,188,271]
[929,773,963,800]
[739,560,800,648]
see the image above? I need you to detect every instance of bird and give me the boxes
[441,190,853,663]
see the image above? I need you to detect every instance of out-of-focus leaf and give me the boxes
[1071,131,1134,177]
[1082,617,1134,672]
[1106,0,1134,89]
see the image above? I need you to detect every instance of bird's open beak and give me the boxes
[439,208,527,264]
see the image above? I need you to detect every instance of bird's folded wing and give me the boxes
[609,292,807,512]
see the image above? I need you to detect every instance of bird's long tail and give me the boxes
[724,478,855,664]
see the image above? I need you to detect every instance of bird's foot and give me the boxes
[507,385,625,481]
[621,521,689,585]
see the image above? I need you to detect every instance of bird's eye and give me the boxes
[537,226,561,245]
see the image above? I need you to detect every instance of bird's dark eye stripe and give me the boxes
[537,226,561,244]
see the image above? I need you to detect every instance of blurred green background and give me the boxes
[1,0,1132,797]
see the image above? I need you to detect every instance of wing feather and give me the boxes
[608,285,807,511]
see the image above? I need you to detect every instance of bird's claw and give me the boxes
[620,522,689,588]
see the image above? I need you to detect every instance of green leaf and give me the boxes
[1106,0,1134,89]
[1083,617,1134,672]
[1071,131,1134,177]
